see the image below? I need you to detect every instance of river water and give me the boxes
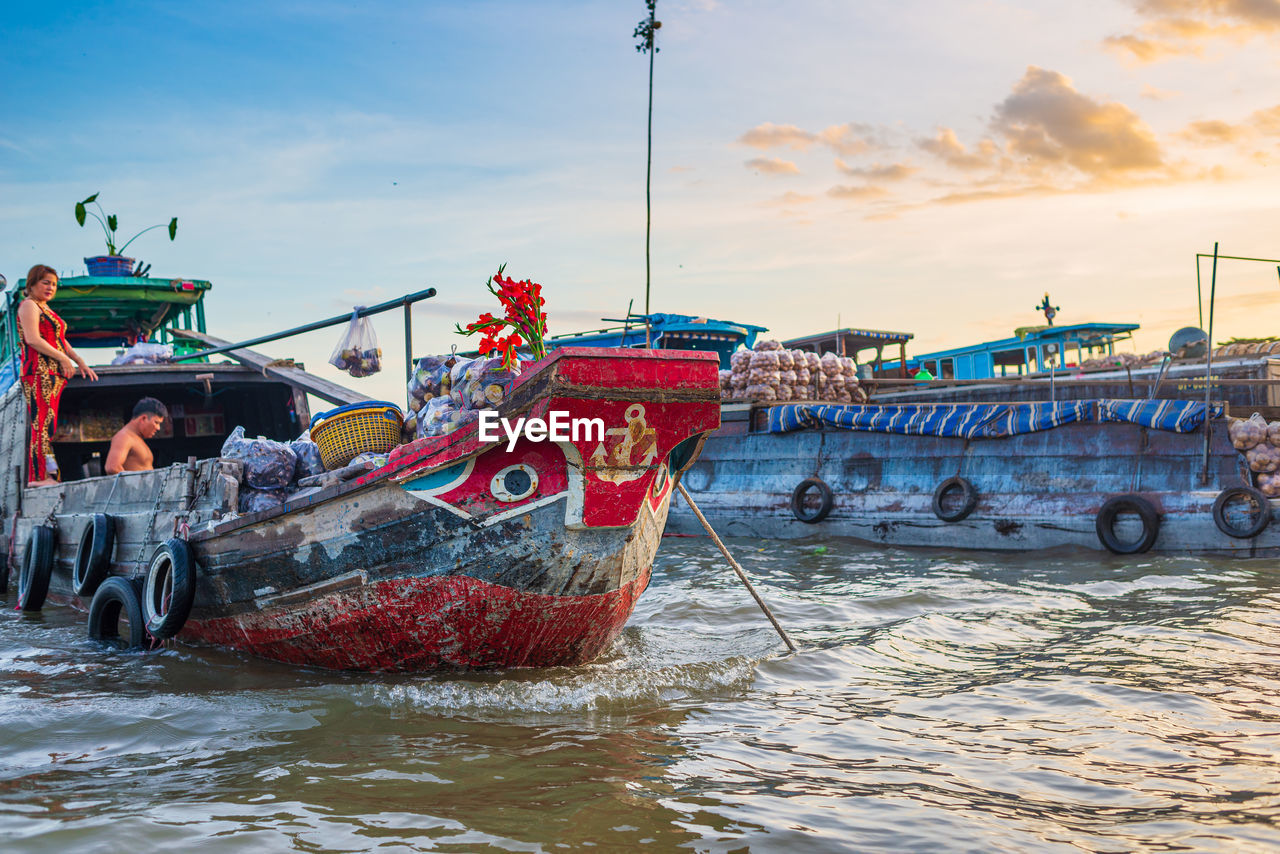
[2,538,1279,852]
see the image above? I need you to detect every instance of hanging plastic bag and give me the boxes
[328,307,383,378]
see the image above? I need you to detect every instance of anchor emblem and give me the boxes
[588,403,658,484]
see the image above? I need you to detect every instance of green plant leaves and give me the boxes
[107,214,118,232]
[168,217,178,240]
[75,202,86,226]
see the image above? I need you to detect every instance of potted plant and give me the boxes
[75,193,178,277]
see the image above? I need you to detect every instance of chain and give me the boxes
[133,466,175,571]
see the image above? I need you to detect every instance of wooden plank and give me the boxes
[171,330,370,406]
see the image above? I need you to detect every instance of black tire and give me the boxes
[18,526,56,612]
[73,514,115,599]
[791,477,834,524]
[932,476,978,523]
[88,576,148,650]
[142,539,197,639]
[1212,486,1271,539]
[1096,495,1161,554]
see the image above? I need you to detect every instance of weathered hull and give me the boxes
[179,467,672,670]
[669,416,1278,556]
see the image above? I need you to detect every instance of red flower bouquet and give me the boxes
[455,266,549,369]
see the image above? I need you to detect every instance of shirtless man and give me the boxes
[104,397,168,474]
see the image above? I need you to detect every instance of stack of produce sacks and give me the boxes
[1228,413,1280,496]
[221,426,328,513]
[1079,350,1169,372]
[725,340,866,404]
[404,354,521,439]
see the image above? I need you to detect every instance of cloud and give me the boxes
[835,159,918,181]
[916,128,1001,170]
[1179,118,1244,143]
[1251,104,1280,133]
[745,157,800,174]
[738,123,817,151]
[1105,0,1280,61]
[765,191,816,206]
[816,123,878,156]
[826,184,889,200]
[992,67,1164,178]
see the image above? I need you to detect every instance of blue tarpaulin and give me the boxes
[768,399,1222,438]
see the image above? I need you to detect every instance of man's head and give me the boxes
[131,397,168,438]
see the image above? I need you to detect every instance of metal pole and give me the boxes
[404,301,413,385]
[676,482,797,652]
[643,3,656,349]
[172,288,436,362]
[1195,256,1203,329]
[1201,242,1219,485]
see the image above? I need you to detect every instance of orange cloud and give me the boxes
[738,123,816,151]
[916,127,1001,170]
[992,67,1164,178]
[826,184,889,200]
[1180,118,1243,143]
[745,157,800,174]
[817,123,878,156]
[835,159,918,180]
[1105,0,1280,61]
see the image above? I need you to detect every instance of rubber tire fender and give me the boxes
[88,576,148,650]
[1095,495,1161,554]
[1212,486,1271,539]
[142,539,197,640]
[73,514,115,599]
[932,476,978,523]
[18,526,56,612]
[791,477,834,524]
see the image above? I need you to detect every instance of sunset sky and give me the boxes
[3,0,1279,403]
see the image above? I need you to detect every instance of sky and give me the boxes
[3,0,1280,405]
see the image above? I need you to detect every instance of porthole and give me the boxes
[491,464,538,502]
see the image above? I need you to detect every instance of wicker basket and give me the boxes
[309,401,404,470]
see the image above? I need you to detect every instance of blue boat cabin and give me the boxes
[884,322,1140,380]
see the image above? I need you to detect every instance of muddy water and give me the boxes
[2,539,1279,852]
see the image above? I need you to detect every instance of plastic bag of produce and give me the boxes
[1268,421,1280,446]
[718,370,733,390]
[731,349,752,372]
[1229,414,1268,450]
[750,350,781,369]
[111,341,173,366]
[795,367,811,385]
[820,352,841,377]
[239,487,288,514]
[290,431,326,481]
[1258,472,1280,497]
[407,355,453,414]
[350,451,390,469]
[777,350,794,370]
[754,339,782,352]
[220,426,298,490]
[328,308,382,378]
[447,358,477,408]
[463,357,520,409]
[774,386,793,401]
[840,357,856,377]
[1246,443,1280,473]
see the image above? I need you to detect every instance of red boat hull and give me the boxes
[183,566,652,671]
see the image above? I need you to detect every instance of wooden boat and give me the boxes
[1,275,720,670]
[669,392,1280,556]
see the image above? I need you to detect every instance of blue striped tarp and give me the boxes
[768,399,1221,438]
[1096,399,1223,433]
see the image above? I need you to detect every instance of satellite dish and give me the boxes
[1169,326,1208,359]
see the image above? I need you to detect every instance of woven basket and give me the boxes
[310,401,404,470]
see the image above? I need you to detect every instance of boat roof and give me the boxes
[910,322,1140,361]
[5,274,210,348]
[783,327,914,354]
[546,312,768,344]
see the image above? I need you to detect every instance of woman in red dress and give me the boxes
[18,264,98,485]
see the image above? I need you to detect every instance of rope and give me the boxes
[675,482,797,652]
